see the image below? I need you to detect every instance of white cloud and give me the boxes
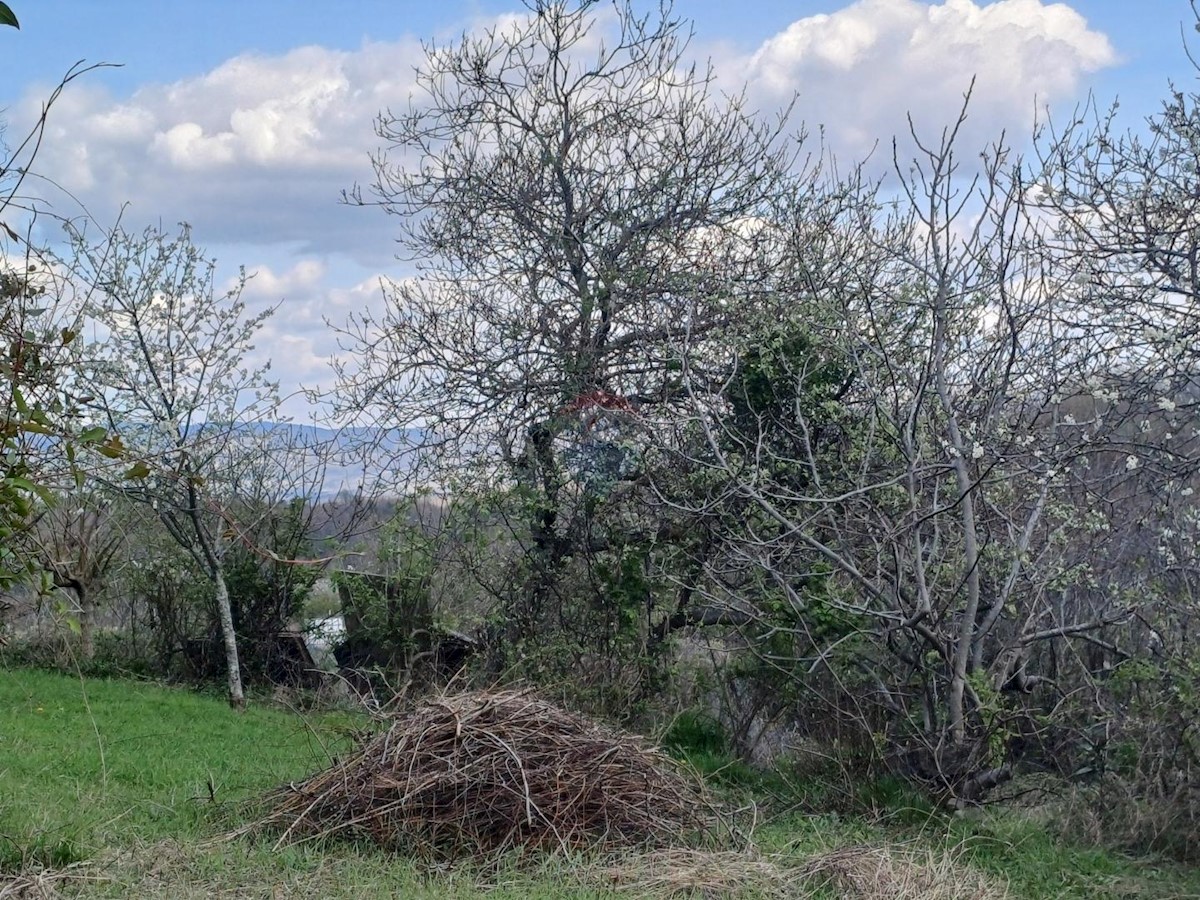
[18,39,423,263]
[16,2,1116,261]
[240,258,328,299]
[153,121,236,169]
[736,0,1116,163]
[232,263,392,417]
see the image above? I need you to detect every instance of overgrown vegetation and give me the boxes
[323,0,1200,848]
[1,670,1198,898]
[3,0,1200,891]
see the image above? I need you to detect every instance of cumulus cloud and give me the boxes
[240,258,328,299]
[16,1,1115,261]
[233,262,391,417]
[734,0,1116,163]
[19,38,423,263]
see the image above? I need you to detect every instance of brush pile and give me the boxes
[258,689,719,858]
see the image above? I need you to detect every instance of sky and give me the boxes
[1,0,1196,419]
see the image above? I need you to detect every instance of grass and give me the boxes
[1,669,1198,898]
[0,669,355,870]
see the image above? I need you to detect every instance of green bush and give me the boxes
[0,629,156,680]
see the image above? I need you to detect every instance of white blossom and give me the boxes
[1125,455,1140,471]
[1158,397,1177,412]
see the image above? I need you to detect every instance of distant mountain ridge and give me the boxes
[246,422,425,498]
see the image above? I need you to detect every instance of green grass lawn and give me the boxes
[0,669,357,869]
[2,668,1198,899]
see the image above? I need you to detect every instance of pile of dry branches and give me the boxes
[257,689,719,858]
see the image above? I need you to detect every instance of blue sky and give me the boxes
[2,1,1197,417]
[2,2,1183,102]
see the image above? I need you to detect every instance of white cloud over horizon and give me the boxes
[235,261,391,419]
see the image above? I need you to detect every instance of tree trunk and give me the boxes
[515,423,567,645]
[932,283,982,747]
[214,567,245,710]
[79,590,95,662]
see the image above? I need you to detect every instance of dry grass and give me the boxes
[253,688,722,859]
[599,844,1011,899]
[602,848,800,897]
[0,863,97,899]
[800,845,1011,900]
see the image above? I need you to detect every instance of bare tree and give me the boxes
[339,1,796,449]
[672,84,1200,799]
[334,0,812,679]
[29,488,131,660]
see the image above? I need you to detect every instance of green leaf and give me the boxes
[124,461,151,480]
[0,3,18,29]
[4,475,50,505]
[97,435,125,459]
[79,426,107,444]
[60,327,77,346]
[66,444,86,490]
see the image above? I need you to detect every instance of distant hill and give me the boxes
[244,422,426,499]
[74,419,427,499]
